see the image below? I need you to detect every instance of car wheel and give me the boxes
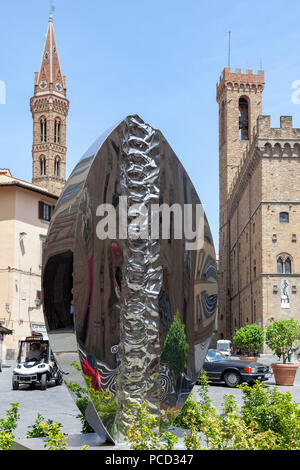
[224,370,241,388]
[41,373,47,390]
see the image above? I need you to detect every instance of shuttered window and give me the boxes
[38,201,54,222]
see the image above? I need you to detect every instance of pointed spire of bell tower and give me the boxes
[34,11,66,97]
[30,14,69,197]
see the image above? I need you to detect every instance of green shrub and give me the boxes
[175,374,299,450]
[233,323,264,355]
[0,431,14,451]
[0,402,20,434]
[240,381,300,449]
[27,414,63,438]
[265,318,300,363]
[37,421,68,450]
[127,401,179,450]
[175,369,211,429]
[66,361,117,435]
[0,403,20,451]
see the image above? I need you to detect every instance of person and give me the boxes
[26,343,42,362]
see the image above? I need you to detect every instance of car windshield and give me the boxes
[18,341,49,363]
[217,343,229,351]
[206,350,226,362]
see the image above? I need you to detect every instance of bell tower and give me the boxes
[216,68,264,338]
[30,13,69,196]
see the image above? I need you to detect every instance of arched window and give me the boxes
[279,212,289,224]
[54,157,60,177]
[239,97,249,140]
[277,254,292,274]
[54,118,61,143]
[40,156,46,176]
[277,257,283,274]
[285,257,292,274]
[40,117,47,143]
[274,143,282,157]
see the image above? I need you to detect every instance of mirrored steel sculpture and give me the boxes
[42,115,217,444]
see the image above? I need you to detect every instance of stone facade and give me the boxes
[217,67,300,341]
[0,14,67,359]
[0,170,58,359]
[31,14,69,197]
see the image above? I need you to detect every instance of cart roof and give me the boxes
[20,334,49,342]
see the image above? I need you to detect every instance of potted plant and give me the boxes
[265,318,300,386]
[233,323,264,362]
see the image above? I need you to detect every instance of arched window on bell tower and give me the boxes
[40,117,47,143]
[54,156,60,177]
[40,156,46,176]
[238,97,249,141]
[54,118,61,143]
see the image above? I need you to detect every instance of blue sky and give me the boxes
[1,0,300,250]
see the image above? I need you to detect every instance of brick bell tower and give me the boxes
[30,13,69,196]
[216,68,264,339]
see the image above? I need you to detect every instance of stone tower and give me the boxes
[30,13,69,196]
[216,68,264,338]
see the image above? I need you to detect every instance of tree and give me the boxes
[161,310,188,379]
[265,319,300,363]
[233,323,264,356]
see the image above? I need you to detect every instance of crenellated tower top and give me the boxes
[216,67,265,103]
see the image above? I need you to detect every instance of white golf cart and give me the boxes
[216,339,231,357]
[12,333,63,390]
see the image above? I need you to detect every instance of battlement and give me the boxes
[255,115,300,139]
[228,114,300,198]
[216,67,264,102]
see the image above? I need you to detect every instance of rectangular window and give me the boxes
[38,201,55,222]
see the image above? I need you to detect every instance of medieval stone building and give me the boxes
[217,67,300,341]
[0,14,67,359]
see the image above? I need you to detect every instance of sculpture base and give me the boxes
[12,433,129,451]
[12,427,189,450]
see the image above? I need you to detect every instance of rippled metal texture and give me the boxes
[42,115,217,444]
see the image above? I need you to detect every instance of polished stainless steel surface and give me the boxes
[42,115,217,444]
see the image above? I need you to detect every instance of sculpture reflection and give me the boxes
[42,115,217,444]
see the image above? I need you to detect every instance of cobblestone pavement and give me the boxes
[0,356,299,439]
[0,361,81,438]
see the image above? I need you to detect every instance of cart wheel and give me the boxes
[41,373,47,390]
[12,379,19,390]
[55,371,63,386]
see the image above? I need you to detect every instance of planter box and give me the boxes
[271,363,298,386]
